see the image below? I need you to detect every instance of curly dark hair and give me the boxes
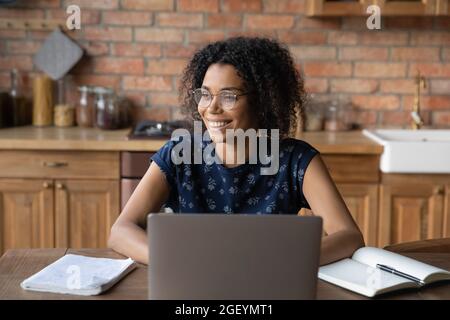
[178,37,306,138]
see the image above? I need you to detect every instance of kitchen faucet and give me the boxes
[411,70,426,130]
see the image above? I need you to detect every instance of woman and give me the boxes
[108,37,364,265]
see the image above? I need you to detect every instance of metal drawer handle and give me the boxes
[42,161,68,168]
[56,183,65,190]
[42,181,52,189]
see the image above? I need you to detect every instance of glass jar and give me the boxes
[94,87,119,130]
[54,77,75,127]
[76,86,94,127]
[304,94,325,131]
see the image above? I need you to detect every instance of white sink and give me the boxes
[362,129,450,173]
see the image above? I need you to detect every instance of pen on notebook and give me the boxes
[376,264,425,285]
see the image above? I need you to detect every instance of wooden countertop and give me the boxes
[0,126,383,154]
[1,247,449,300]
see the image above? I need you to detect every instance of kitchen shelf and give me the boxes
[306,0,449,16]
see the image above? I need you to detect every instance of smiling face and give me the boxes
[198,63,258,143]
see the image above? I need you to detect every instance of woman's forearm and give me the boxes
[319,230,365,266]
[108,222,149,264]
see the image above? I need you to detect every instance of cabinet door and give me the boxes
[55,180,119,249]
[444,184,450,237]
[0,179,54,255]
[378,184,445,248]
[337,184,379,247]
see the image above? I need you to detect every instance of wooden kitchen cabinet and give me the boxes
[378,174,449,248]
[306,0,448,16]
[337,184,378,247]
[0,179,54,254]
[0,150,120,256]
[55,179,119,249]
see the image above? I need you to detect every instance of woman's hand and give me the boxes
[303,155,365,266]
[108,161,170,265]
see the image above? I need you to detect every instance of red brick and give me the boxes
[327,31,358,45]
[64,0,118,9]
[146,59,187,75]
[430,80,450,95]
[359,32,408,46]
[28,30,81,41]
[341,17,368,30]
[122,0,174,10]
[0,56,33,71]
[354,63,406,78]
[384,17,434,29]
[135,28,184,43]
[0,8,44,19]
[178,0,219,12]
[221,0,261,12]
[331,79,378,93]
[188,30,226,43]
[246,14,294,30]
[17,0,61,8]
[263,0,305,12]
[381,111,430,127]
[103,11,152,26]
[278,31,326,45]
[304,78,328,93]
[410,32,450,45]
[47,9,100,25]
[0,29,26,39]
[352,95,400,111]
[123,76,172,91]
[84,26,132,42]
[422,96,450,110]
[402,95,450,111]
[339,47,388,61]
[206,14,242,29]
[130,105,171,121]
[157,13,203,28]
[432,111,450,127]
[302,62,352,77]
[112,43,161,57]
[94,57,144,75]
[297,17,341,29]
[444,49,450,61]
[72,74,120,89]
[228,30,276,39]
[352,110,377,126]
[149,92,179,106]
[7,41,41,54]
[380,79,425,94]
[82,42,109,56]
[408,63,450,78]
[290,46,336,60]
[163,44,199,58]
[391,47,440,61]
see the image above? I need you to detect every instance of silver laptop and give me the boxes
[147,214,322,300]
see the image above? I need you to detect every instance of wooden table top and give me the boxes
[0,126,382,154]
[1,247,449,300]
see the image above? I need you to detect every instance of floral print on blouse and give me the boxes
[151,135,319,214]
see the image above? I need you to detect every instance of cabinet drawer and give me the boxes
[321,154,380,183]
[0,151,119,179]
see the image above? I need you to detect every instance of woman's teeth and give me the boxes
[209,121,230,128]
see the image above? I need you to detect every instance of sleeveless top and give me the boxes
[151,134,319,214]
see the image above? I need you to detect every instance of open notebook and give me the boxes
[319,247,450,298]
[21,254,136,296]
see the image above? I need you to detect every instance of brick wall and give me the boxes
[0,0,449,128]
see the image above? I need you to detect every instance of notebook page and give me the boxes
[319,258,417,297]
[351,247,450,283]
[21,254,136,295]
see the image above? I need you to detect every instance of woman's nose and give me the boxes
[208,95,222,113]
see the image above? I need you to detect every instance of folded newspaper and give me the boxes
[20,254,136,296]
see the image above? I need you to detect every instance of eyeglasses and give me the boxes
[192,88,249,111]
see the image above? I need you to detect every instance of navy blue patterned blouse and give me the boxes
[151,134,319,214]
